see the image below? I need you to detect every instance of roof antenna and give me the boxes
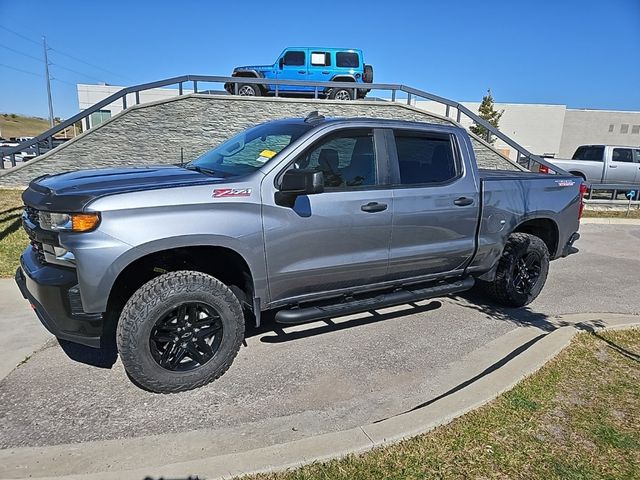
[305,111,324,123]
[180,147,184,166]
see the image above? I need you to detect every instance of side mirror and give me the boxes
[278,57,284,69]
[275,169,324,207]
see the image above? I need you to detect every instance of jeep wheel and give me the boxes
[329,87,354,101]
[237,83,261,96]
[478,233,549,307]
[116,271,245,393]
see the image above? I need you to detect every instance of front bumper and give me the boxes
[15,248,104,348]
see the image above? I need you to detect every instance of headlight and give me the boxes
[39,212,101,232]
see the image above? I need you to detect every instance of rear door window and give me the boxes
[283,51,305,66]
[612,148,634,163]
[393,132,459,185]
[310,52,330,66]
[336,52,359,68]
[634,149,640,163]
[572,146,604,161]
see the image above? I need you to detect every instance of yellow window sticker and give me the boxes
[260,149,277,159]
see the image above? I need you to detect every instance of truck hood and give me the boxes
[22,165,228,212]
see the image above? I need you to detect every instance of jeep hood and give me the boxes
[22,165,228,212]
[234,64,271,72]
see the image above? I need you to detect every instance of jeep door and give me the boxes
[307,50,333,86]
[262,127,393,302]
[276,49,311,92]
[386,128,480,279]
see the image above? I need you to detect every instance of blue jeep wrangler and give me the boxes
[224,47,373,100]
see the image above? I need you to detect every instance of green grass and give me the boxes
[247,330,640,480]
[0,189,27,277]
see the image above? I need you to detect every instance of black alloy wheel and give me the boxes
[149,302,223,372]
[512,251,542,295]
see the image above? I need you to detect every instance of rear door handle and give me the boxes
[453,197,474,206]
[322,71,330,74]
[361,202,388,213]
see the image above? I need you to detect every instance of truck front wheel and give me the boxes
[478,233,550,307]
[116,271,245,393]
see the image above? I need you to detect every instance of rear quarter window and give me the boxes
[336,52,359,68]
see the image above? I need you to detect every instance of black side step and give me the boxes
[275,277,475,325]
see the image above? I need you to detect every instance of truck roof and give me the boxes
[577,144,640,149]
[277,115,463,132]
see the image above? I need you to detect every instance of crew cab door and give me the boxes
[606,146,640,184]
[276,49,310,92]
[386,128,480,279]
[262,128,393,303]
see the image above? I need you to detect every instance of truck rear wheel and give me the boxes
[116,271,245,393]
[478,233,549,307]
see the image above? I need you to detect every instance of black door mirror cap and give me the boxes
[275,169,324,207]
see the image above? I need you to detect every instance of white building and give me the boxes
[78,83,640,160]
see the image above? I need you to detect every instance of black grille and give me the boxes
[24,206,39,226]
[30,240,46,264]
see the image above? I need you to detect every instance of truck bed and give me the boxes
[465,170,582,277]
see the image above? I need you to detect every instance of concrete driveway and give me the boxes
[0,223,639,472]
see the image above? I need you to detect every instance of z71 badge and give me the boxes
[213,188,252,198]
[555,180,575,187]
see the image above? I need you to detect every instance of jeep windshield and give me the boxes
[187,122,312,177]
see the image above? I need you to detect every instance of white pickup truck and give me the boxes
[545,145,640,185]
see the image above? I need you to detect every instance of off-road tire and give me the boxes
[329,87,354,100]
[478,233,550,307]
[116,271,245,393]
[237,83,261,96]
[363,64,374,83]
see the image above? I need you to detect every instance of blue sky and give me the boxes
[0,0,639,119]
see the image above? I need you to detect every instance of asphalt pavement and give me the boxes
[0,223,639,474]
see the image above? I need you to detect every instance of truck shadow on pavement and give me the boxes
[452,290,607,332]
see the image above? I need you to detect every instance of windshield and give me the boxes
[188,122,312,177]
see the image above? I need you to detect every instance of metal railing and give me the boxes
[584,183,640,202]
[0,75,568,175]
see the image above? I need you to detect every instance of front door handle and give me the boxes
[610,165,618,168]
[298,70,306,74]
[453,197,474,206]
[361,202,388,213]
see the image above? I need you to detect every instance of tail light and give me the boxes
[538,164,550,174]
[579,182,588,219]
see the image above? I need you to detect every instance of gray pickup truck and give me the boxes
[16,114,583,393]
[544,144,640,184]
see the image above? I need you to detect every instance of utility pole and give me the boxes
[43,36,54,127]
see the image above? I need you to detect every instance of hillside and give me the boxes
[0,113,79,139]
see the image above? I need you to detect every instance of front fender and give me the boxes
[80,234,267,314]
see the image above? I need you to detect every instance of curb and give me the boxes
[580,217,640,225]
[1,313,638,480]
